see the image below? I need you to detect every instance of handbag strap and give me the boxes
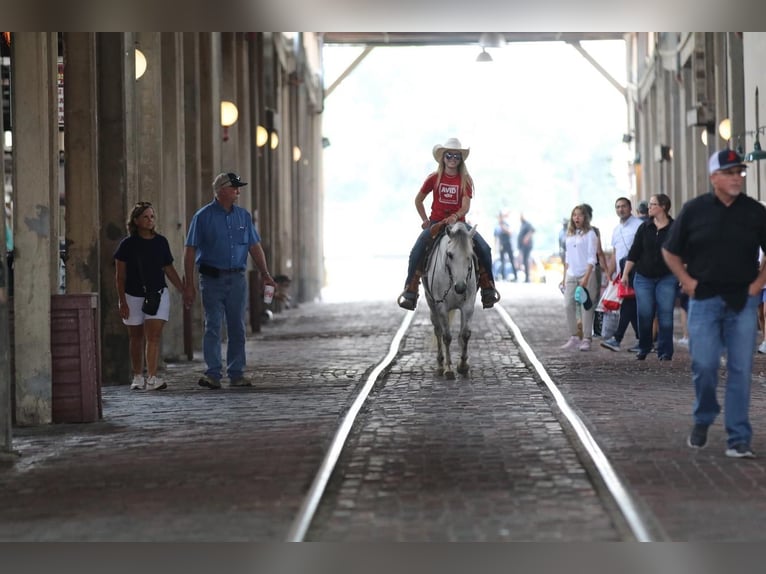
[134,244,149,295]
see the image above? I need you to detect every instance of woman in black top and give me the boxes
[622,194,675,360]
[114,202,184,391]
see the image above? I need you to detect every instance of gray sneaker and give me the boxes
[229,376,252,388]
[725,443,755,458]
[687,424,708,449]
[600,337,621,352]
[198,375,222,389]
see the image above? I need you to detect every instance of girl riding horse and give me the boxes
[397,137,499,311]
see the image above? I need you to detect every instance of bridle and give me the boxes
[428,235,475,304]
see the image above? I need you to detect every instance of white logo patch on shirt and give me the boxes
[438,183,459,205]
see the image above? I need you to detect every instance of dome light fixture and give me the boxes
[476,48,492,63]
[135,48,147,80]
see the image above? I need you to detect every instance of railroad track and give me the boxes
[285,304,656,542]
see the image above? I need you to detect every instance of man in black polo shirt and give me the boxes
[663,149,766,459]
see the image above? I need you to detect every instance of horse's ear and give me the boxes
[469,224,477,238]
[445,224,452,237]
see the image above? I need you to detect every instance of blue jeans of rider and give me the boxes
[199,271,248,381]
[687,294,759,448]
[633,272,677,358]
[405,221,494,285]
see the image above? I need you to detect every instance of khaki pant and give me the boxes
[564,272,599,340]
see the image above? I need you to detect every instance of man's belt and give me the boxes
[199,264,245,278]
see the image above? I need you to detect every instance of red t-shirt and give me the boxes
[419,172,473,222]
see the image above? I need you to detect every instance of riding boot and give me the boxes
[478,270,500,309]
[397,273,421,311]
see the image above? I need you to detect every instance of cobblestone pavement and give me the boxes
[500,281,766,542]
[0,302,402,541]
[3,282,766,540]
[308,301,623,541]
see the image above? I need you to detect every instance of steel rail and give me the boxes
[285,309,415,542]
[494,304,654,542]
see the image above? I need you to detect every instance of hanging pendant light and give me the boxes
[746,87,766,162]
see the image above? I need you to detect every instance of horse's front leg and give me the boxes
[442,324,455,380]
[456,308,473,375]
[430,309,445,376]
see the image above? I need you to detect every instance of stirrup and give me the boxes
[481,288,501,309]
[397,291,417,311]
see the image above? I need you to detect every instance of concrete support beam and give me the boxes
[63,33,100,294]
[160,33,185,360]
[97,33,134,385]
[199,33,222,194]
[11,33,58,425]
[182,33,203,356]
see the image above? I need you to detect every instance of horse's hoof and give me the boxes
[436,367,444,376]
[445,370,456,380]
[457,363,469,375]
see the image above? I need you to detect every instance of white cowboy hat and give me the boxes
[432,137,470,162]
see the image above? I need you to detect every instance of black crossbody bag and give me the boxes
[136,254,162,315]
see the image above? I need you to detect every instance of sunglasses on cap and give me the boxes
[444,152,462,161]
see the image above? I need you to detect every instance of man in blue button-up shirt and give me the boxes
[184,172,276,389]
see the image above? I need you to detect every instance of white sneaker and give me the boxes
[579,339,591,351]
[758,341,766,354]
[130,374,145,390]
[677,337,689,346]
[560,336,580,351]
[146,375,167,391]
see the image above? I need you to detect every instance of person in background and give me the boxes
[580,204,608,338]
[184,172,276,389]
[663,149,766,459]
[559,205,599,352]
[397,138,499,310]
[637,200,650,222]
[5,201,13,298]
[601,197,643,352]
[517,214,535,282]
[494,210,518,282]
[558,217,568,263]
[621,193,675,361]
[114,202,185,391]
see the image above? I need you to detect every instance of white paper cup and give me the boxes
[263,284,275,304]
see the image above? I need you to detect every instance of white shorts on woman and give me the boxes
[121,288,171,325]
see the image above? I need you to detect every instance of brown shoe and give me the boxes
[397,291,417,310]
[478,270,500,309]
[397,275,421,311]
[480,288,500,309]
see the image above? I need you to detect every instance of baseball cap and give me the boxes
[708,149,747,175]
[213,172,248,192]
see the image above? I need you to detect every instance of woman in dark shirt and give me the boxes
[114,202,184,391]
[622,194,675,360]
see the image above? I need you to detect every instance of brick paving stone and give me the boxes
[0,301,403,541]
[4,283,765,541]
[500,281,766,541]
[307,300,622,541]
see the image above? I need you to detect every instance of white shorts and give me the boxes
[122,289,171,325]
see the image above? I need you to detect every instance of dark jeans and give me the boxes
[405,222,494,286]
[498,237,517,280]
[520,246,532,282]
[613,296,638,343]
[634,272,677,358]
